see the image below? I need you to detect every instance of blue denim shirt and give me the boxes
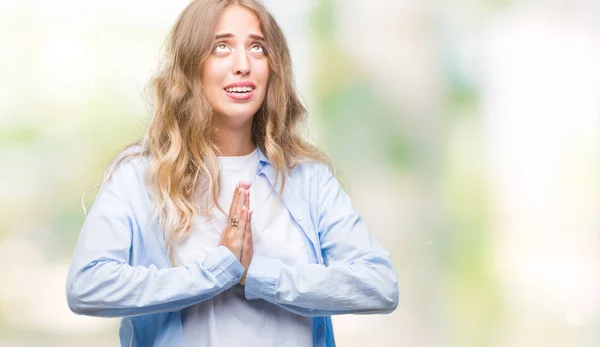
[66,147,399,347]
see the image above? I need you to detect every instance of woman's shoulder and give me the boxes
[288,158,335,183]
[102,144,149,187]
[83,145,154,222]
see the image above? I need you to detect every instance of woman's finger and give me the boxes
[239,181,251,208]
[231,188,246,227]
[244,209,253,251]
[237,206,248,238]
[228,183,241,217]
[231,186,247,229]
[240,209,253,285]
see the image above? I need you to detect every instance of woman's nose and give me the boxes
[233,51,250,76]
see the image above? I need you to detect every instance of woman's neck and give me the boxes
[214,126,256,157]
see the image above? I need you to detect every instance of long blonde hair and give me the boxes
[92,0,333,264]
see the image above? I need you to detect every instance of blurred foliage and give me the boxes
[310,0,413,172]
[310,1,502,346]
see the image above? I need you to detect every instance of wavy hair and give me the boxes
[90,0,333,265]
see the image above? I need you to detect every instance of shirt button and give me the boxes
[297,215,304,222]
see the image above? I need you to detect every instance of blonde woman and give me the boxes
[66,0,398,346]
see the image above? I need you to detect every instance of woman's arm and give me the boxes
[66,159,244,318]
[244,164,399,317]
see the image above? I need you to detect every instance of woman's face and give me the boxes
[202,5,270,127]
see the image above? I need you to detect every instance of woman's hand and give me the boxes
[220,182,251,260]
[239,203,253,286]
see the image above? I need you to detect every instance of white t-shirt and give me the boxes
[175,148,313,347]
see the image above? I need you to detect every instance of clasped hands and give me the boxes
[219,181,253,286]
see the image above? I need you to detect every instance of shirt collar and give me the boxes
[256,146,272,167]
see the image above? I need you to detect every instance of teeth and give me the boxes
[226,86,253,93]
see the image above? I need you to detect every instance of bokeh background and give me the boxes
[1,0,599,346]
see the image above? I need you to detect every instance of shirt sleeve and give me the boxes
[66,158,244,318]
[244,163,399,317]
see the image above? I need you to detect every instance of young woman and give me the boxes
[66,0,398,346]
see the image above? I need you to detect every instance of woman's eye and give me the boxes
[249,44,264,53]
[214,43,231,53]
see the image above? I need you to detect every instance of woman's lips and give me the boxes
[225,89,255,100]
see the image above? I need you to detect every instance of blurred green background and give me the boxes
[0,0,598,346]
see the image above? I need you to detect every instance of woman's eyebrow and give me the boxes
[214,33,265,41]
[248,34,265,41]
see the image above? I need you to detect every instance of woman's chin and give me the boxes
[216,108,259,126]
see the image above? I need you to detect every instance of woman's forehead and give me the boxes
[213,5,264,38]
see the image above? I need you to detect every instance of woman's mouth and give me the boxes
[224,86,255,101]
